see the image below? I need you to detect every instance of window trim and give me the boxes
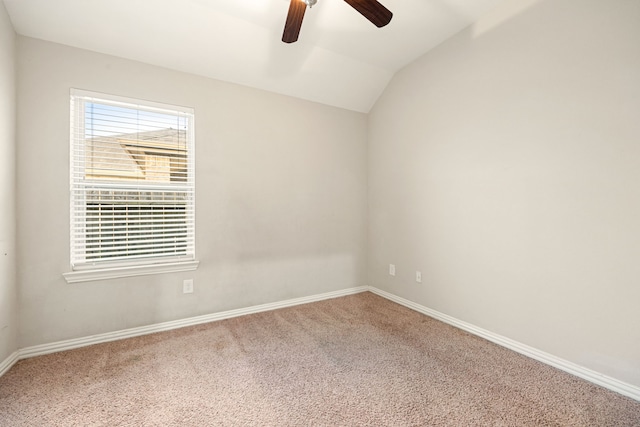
[63,260,199,283]
[66,89,197,283]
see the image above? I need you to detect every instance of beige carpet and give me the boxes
[0,292,638,426]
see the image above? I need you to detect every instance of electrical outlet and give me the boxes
[389,264,396,276]
[183,279,194,294]
[416,271,422,283]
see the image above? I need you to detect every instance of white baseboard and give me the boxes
[17,286,369,360]
[0,350,19,378]
[368,286,640,402]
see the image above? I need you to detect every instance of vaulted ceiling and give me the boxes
[4,0,506,112]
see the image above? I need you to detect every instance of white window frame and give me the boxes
[64,89,198,283]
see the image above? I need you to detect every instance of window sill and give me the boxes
[63,260,199,283]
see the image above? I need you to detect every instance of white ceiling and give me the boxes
[3,0,506,112]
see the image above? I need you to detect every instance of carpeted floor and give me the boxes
[0,292,638,426]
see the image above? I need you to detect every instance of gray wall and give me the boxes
[16,37,367,348]
[368,0,640,387]
[0,2,17,363]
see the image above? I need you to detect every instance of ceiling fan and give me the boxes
[282,0,393,43]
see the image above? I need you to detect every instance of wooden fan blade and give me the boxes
[343,0,392,28]
[282,0,307,43]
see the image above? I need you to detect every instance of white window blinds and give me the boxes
[70,89,195,270]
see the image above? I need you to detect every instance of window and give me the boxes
[65,90,197,282]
